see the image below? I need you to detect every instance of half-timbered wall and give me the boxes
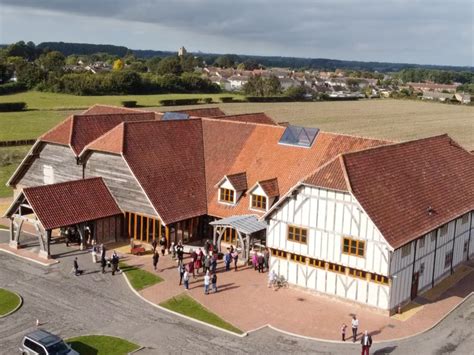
[85,152,158,217]
[389,211,474,309]
[267,185,391,309]
[16,143,82,189]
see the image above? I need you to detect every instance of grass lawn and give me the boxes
[119,262,163,291]
[160,293,243,334]
[0,91,244,110]
[0,288,21,316]
[67,335,139,355]
[0,146,32,198]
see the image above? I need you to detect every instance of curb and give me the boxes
[0,246,59,267]
[0,290,23,318]
[121,272,248,338]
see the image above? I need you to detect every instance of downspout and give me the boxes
[431,230,439,288]
[450,219,458,275]
[468,212,473,261]
[411,239,418,278]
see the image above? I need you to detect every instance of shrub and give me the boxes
[121,100,137,108]
[220,97,234,103]
[0,82,27,95]
[0,102,27,112]
[201,98,213,104]
[159,98,200,106]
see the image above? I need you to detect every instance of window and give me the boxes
[440,225,448,237]
[271,249,287,259]
[43,165,54,185]
[219,188,234,203]
[444,251,453,269]
[370,273,389,285]
[342,237,365,257]
[308,258,325,269]
[461,214,469,225]
[430,231,437,243]
[418,236,425,249]
[288,225,308,244]
[464,241,469,253]
[24,339,46,355]
[420,262,425,275]
[401,244,411,258]
[290,253,306,264]
[328,262,345,274]
[348,268,367,280]
[251,194,267,210]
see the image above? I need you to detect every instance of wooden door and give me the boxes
[411,271,419,300]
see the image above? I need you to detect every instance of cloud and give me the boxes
[1,0,472,66]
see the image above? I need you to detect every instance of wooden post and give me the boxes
[158,219,162,240]
[152,218,156,242]
[134,213,137,240]
[46,230,51,257]
[165,225,170,247]
[146,217,150,243]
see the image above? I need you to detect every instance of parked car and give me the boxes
[19,329,78,355]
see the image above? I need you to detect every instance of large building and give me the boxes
[5,105,473,312]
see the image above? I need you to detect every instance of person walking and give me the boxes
[73,257,83,276]
[257,253,264,273]
[152,251,159,271]
[159,236,166,256]
[188,260,195,279]
[224,251,231,271]
[211,272,218,293]
[211,253,217,274]
[100,244,106,260]
[101,254,107,274]
[263,248,270,271]
[151,238,158,253]
[171,242,176,259]
[178,263,185,285]
[177,242,184,265]
[204,254,211,274]
[341,323,347,342]
[351,315,359,342]
[91,244,98,263]
[360,330,373,355]
[111,251,119,276]
[195,248,203,273]
[252,252,258,270]
[183,269,190,290]
[204,271,210,295]
[232,250,239,271]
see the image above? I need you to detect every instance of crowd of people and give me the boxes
[73,243,121,276]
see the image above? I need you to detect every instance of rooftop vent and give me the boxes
[162,112,190,121]
[278,125,319,148]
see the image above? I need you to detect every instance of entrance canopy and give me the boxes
[209,215,267,235]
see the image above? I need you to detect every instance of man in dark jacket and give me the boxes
[111,252,119,276]
[73,257,83,276]
[152,251,159,271]
[360,330,373,355]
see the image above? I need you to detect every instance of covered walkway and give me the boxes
[3,177,123,259]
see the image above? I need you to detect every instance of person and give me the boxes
[195,248,203,273]
[152,251,159,271]
[211,253,217,274]
[351,315,359,342]
[252,252,258,270]
[229,244,234,254]
[91,244,98,263]
[204,254,211,273]
[211,272,218,293]
[232,250,239,271]
[183,269,190,290]
[151,238,158,253]
[171,242,176,259]
[177,241,184,265]
[257,253,264,273]
[111,251,119,276]
[268,270,276,288]
[100,244,106,260]
[188,260,195,279]
[65,228,70,247]
[341,323,347,342]
[178,263,185,285]
[224,251,231,271]
[73,257,83,276]
[360,330,372,355]
[204,271,210,295]
[101,253,107,274]
[263,248,270,271]
[159,236,166,256]
[204,239,211,255]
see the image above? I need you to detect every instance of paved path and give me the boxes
[0,231,472,354]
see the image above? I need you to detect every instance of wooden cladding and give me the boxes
[288,225,308,244]
[125,211,162,243]
[219,188,234,203]
[342,237,365,257]
[251,194,267,210]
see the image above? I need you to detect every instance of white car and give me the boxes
[19,329,78,355]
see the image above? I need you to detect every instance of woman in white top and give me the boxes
[204,271,211,295]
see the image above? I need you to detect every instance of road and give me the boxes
[0,230,472,354]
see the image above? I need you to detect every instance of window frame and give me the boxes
[342,237,365,258]
[250,194,267,211]
[290,253,306,264]
[370,273,389,285]
[271,248,287,259]
[461,214,469,225]
[444,251,453,269]
[287,225,308,244]
[218,188,235,204]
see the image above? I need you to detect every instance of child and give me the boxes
[341,323,347,341]
[211,272,218,293]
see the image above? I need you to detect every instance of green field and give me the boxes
[0,288,21,316]
[67,335,139,355]
[160,294,243,334]
[0,146,31,197]
[119,262,163,291]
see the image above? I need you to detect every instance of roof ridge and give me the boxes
[25,176,102,191]
[78,122,125,158]
[318,130,394,144]
[339,155,352,193]
[201,117,284,128]
[82,104,152,114]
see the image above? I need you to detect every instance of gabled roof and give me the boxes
[303,135,474,249]
[171,107,226,118]
[258,178,280,197]
[5,178,122,230]
[81,104,154,115]
[225,172,248,191]
[213,113,278,126]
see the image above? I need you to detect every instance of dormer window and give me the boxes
[251,194,267,210]
[219,188,235,203]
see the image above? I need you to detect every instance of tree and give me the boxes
[38,51,65,73]
[213,55,238,68]
[180,54,198,73]
[113,59,124,71]
[285,85,306,100]
[128,61,147,73]
[146,57,162,73]
[0,62,14,83]
[242,59,259,70]
[264,75,281,96]
[156,56,182,76]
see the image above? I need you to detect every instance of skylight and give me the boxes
[162,112,190,121]
[278,125,319,147]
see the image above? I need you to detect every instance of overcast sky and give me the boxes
[0,0,472,66]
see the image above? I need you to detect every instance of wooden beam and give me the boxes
[146,217,150,243]
[158,219,162,240]
[128,212,131,238]
[134,213,137,240]
[165,226,170,246]
[152,218,156,241]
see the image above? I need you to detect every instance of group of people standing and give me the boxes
[341,315,373,355]
[74,243,120,276]
[251,248,270,273]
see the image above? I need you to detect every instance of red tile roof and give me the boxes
[258,178,280,197]
[303,156,348,191]
[341,135,474,249]
[226,172,248,191]
[172,107,226,117]
[20,178,122,230]
[213,113,278,125]
[81,104,154,115]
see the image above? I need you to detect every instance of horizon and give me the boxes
[0,0,472,67]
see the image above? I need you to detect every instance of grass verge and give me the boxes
[160,293,243,334]
[67,335,139,355]
[0,288,21,316]
[119,261,163,291]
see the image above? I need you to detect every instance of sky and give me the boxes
[0,0,472,67]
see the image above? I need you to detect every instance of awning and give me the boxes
[5,177,122,230]
[210,215,267,235]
